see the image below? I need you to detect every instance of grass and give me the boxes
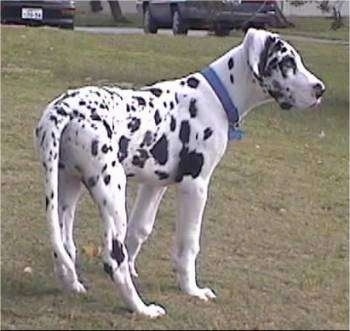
[274,16,349,41]
[1,26,349,330]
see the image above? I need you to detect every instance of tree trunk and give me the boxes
[90,1,103,13]
[108,1,126,22]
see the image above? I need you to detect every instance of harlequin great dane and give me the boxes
[35,28,325,318]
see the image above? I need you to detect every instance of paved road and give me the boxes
[75,26,209,37]
[75,26,349,45]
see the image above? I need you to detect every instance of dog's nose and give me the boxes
[313,82,325,99]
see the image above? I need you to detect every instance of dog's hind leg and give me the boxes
[56,165,83,286]
[87,160,166,318]
[126,184,167,277]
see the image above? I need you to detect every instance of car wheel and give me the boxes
[214,26,231,37]
[172,9,187,35]
[60,23,74,30]
[144,7,157,34]
[214,23,231,37]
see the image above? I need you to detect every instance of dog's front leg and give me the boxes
[173,177,216,301]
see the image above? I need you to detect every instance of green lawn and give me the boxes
[1,26,349,330]
[274,16,349,41]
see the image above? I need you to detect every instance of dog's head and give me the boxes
[244,28,325,110]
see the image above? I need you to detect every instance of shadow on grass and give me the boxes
[1,270,61,298]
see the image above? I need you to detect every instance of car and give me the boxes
[1,0,75,29]
[136,0,288,36]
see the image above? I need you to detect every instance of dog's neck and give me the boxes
[209,44,272,121]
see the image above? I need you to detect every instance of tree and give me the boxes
[108,0,127,22]
[89,0,127,22]
[289,0,346,30]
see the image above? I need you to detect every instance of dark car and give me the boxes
[1,0,75,29]
[137,0,288,36]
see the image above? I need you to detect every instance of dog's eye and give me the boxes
[279,56,297,77]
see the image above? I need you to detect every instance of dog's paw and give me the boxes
[139,304,166,318]
[62,280,87,294]
[129,262,139,278]
[188,287,216,301]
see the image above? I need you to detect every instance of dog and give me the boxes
[35,28,325,318]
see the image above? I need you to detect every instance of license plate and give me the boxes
[21,8,43,20]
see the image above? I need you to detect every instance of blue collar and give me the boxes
[200,66,244,141]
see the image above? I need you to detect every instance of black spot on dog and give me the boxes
[169,101,174,110]
[187,77,200,88]
[228,57,234,70]
[280,102,293,110]
[53,251,58,258]
[45,196,49,210]
[175,93,179,104]
[102,120,113,138]
[56,107,67,116]
[150,134,168,165]
[175,148,204,182]
[104,175,111,185]
[148,88,163,97]
[118,136,130,162]
[91,139,99,156]
[132,149,149,168]
[101,144,109,153]
[170,116,176,132]
[40,131,46,146]
[189,99,198,118]
[179,120,190,144]
[111,239,125,265]
[87,176,98,188]
[101,164,107,173]
[132,96,146,106]
[155,170,169,180]
[141,131,153,147]
[154,110,161,125]
[279,55,297,78]
[149,101,154,108]
[230,74,234,84]
[49,115,58,126]
[91,113,101,121]
[103,262,114,280]
[126,104,131,112]
[203,127,213,140]
[127,117,141,133]
[79,100,86,106]
[258,36,276,78]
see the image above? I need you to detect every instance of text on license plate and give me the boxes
[21,8,43,20]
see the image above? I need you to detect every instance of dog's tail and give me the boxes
[35,97,75,275]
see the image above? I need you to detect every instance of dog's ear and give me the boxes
[244,28,276,80]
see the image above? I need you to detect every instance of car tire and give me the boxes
[214,27,231,37]
[172,9,187,35]
[60,23,74,30]
[214,23,230,37]
[144,7,157,34]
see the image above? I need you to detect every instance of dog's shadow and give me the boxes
[1,268,139,317]
[1,269,61,299]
